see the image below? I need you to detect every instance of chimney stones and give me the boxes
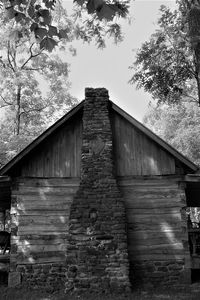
[66,88,130,293]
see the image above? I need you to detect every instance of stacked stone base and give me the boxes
[131,260,189,287]
[16,263,66,290]
[65,187,131,294]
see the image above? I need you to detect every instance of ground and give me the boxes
[1,285,200,300]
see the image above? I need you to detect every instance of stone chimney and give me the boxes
[66,88,130,293]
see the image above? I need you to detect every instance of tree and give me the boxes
[143,102,200,166]
[0,0,130,51]
[0,2,78,167]
[129,4,200,105]
[178,0,200,103]
[0,0,131,167]
[0,5,78,133]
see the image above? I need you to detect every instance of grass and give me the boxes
[0,285,200,300]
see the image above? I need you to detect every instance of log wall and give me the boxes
[118,176,191,286]
[0,177,11,210]
[10,177,79,289]
[9,175,191,287]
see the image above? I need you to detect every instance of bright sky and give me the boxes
[62,0,177,121]
[0,0,177,122]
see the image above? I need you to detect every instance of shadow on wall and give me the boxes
[119,175,189,286]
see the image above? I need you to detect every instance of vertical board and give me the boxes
[20,113,82,177]
[112,112,176,176]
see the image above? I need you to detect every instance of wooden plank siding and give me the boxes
[117,176,189,262]
[11,178,80,264]
[112,112,176,176]
[20,112,82,177]
[12,176,189,265]
[16,110,177,178]
[0,177,11,210]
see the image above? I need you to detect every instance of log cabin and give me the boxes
[0,87,200,291]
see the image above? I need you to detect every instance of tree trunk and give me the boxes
[187,3,200,104]
[16,85,21,135]
[194,46,200,106]
[196,73,200,106]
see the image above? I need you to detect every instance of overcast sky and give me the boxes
[63,0,177,121]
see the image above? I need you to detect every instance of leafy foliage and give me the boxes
[143,102,200,166]
[0,2,78,168]
[0,0,131,167]
[0,0,130,51]
[130,5,200,105]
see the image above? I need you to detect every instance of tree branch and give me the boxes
[7,42,15,73]
[20,44,44,70]
[0,94,13,106]
[23,67,42,71]
[0,103,12,108]
[181,93,198,103]
[20,105,48,115]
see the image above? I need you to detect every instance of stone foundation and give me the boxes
[16,263,66,290]
[131,260,187,286]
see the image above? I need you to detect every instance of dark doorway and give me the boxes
[185,181,200,283]
[191,269,200,283]
[0,271,8,286]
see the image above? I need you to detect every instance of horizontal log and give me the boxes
[127,223,183,231]
[126,207,182,214]
[11,208,70,216]
[129,243,184,251]
[117,175,182,184]
[18,215,69,226]
[128,253,185,261]
[18,250,65,259]
[119,183,179,189]
[184,175,200,182]
[121,189,182,197]
[128,251,187,261]
[16,203,71,210]
[0,178,10,183]
[125,203,183,210]
[128,229,183,236]
[127,212,182,222]
[15,195,73,202]
[18,224,68,234]
[12,233,68,241]
[14,239,66,246]
[17,257,65,264]
[13,187,77,196]
[0,254,10,263]
[128,237,184,247]
[17,244,66,253]
[15,177,80,187]
[124,195,183,203]
[17,251,65,264]
[128,230,184,241]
